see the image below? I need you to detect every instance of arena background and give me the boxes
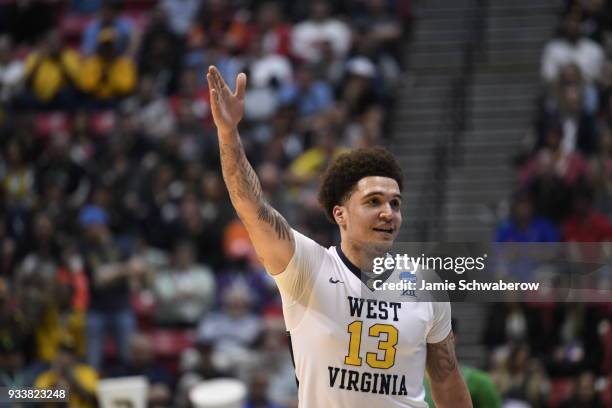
[0,0,610,407]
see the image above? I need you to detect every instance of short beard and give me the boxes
[363,241,394,257]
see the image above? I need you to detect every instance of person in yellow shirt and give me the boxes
[80,28,137,103]
[23,30,80,107]
[288,126,348,185]
[35,277,86,363]
[34,336,98,408]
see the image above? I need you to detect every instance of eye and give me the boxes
[391,199,401,209]
[368,198,380,205]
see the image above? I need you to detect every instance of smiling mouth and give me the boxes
[373,227,395,234]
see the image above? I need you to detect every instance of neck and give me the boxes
[340,238,382,273]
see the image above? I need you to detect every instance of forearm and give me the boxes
[218,129,265,215]
[218,129,290,238]
[430,370,472,408]
[95,264,128,287]
[427,332,473,408]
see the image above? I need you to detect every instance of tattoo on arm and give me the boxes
[427,332,458,382]
[219,138,293,242]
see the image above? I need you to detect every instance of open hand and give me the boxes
[207,66,247,135]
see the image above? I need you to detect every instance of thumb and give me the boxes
[234,73,247,100]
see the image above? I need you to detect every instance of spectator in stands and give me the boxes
[79,205,143,369]
[562,183,612,241]
[244,372,285,408]
[253,1,292,57]
[22,30,80,108]
[541,11,605,84]
[153,240,215,326]
[339,57,381,115]
[0,276,29,385]
[0,335,27,389]
[196,284,262,372]
[0,35,23,103]
[537,84,598,156]
[122,75,175,139]
[287,126,347,188]
[187,0,250,53]
[35,131,89,212]
[138,6,183,94]
[524,150,573,224]
[492,344,549,407]
[355,0,403,67]
[495,191,560,242]
[110,333,173,407]
[80,28,137,104]
[174,341,224,407]
[291,0,351,64]
[566,0,612,44]
[217,219,275,311]
[559,370,605,408]
[35,269,86,363]
[34,336,98,408]
[81,0,134,56]
[543,62,599,114]
[169,67,211,126]
[243,35,293,124]
[253,316,299,407]
[279,64,334,120]
[542,13,604,83]
[585,128,612,215]
[160,0,201,38]
[14,214,60,338]
[521,121,587,186]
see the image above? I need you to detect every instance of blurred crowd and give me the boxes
[0,0,408,407]
[492,0,612,407]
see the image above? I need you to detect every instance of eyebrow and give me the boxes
[362,191,403,200]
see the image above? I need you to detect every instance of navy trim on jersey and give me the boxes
[287,331,299,389]
[337,245,395,291]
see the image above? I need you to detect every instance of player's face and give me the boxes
[337,176,402,251]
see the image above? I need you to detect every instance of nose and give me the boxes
[379,204,393,221]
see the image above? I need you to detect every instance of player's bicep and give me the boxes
[243,203,295,275]
[270,229,326,307]
[426,331,458,383]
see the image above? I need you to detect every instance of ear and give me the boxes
[333,205,346,227]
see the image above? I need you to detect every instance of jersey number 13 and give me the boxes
[344,321,398,369]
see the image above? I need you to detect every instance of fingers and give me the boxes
[206,73,219,106]
[208,66,230,97]
[234,73,247,100]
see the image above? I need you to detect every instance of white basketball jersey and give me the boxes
[273,230,451,408]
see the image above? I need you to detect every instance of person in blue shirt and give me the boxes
[81,0,134,56]
[495,190,560,243]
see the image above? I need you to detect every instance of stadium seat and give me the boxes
[548,378,575,408]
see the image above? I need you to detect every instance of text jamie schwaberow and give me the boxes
[373,279,540,292]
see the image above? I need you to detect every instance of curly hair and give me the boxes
[317,147,403,223]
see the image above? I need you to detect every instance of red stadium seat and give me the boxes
[548,378,575,408]
[34,112,70,138]
[90,110,116,136]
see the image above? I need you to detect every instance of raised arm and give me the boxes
[426,332,473,408]
[207,66,294,275]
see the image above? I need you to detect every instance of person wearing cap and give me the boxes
[80,27,137,103]
[78,205,144,370]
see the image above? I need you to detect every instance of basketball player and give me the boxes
[206,66,472,407]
